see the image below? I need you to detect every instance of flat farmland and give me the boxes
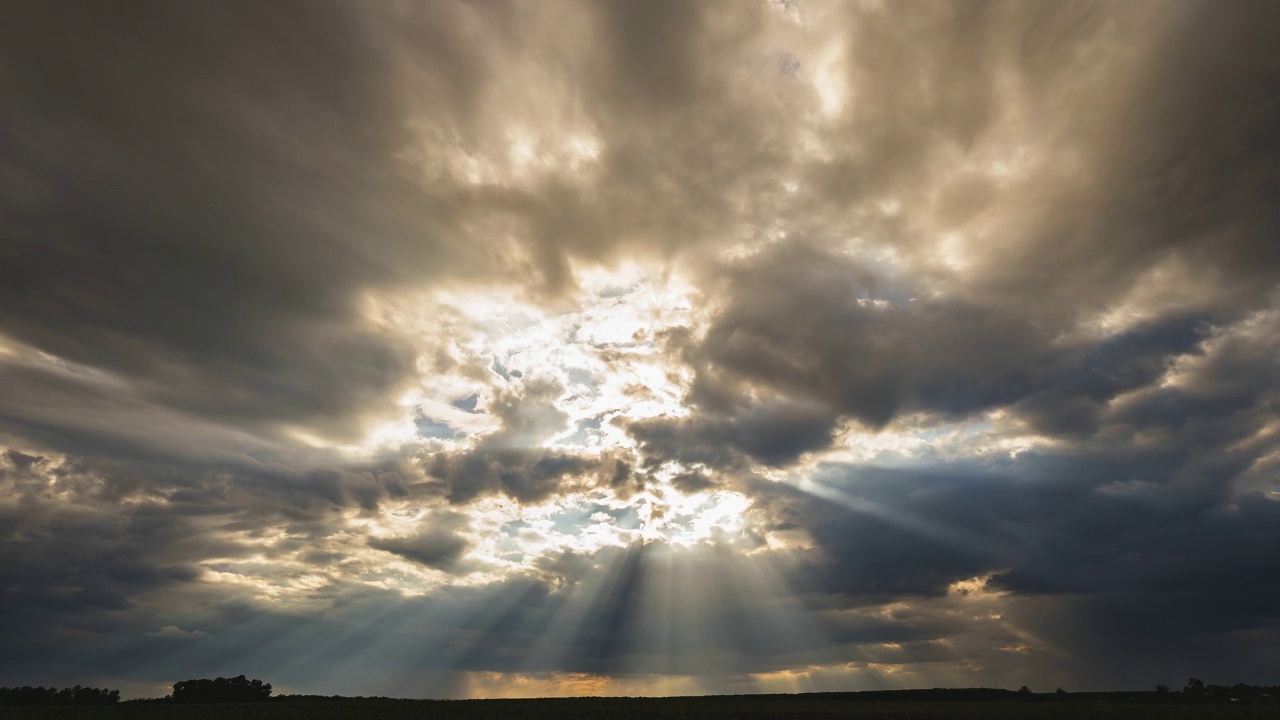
[2,696,1274,720]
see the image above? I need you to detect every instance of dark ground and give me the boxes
[3,693,1277,720]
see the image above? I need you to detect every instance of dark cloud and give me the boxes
[425,439,607,505]
[628,399,837,468]
[637,242,1218,472]
[761,385,1280,678]
[670,471,717,494]
[3,449,42,471]
[0,0,451,437]
[421,378,633,503]
[1012,0,1280,302]
[0,455,207,669]
[370,528,470,572]
[681,241,1047,428]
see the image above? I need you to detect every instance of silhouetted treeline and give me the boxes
[0,685,120,706]
[210,684,1280,705]
[1177,677,1278,704]
[812,682,1278,705]
[170,675,272,703]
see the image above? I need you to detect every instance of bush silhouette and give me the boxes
[171,675,271,703]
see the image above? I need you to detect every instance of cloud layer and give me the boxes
[2,0,1279,698]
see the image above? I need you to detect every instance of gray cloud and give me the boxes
[634,241,1215,474]
[422,378,635,503]
[627,399,837,468]
[0,1,449,437]
[370,527,471,572]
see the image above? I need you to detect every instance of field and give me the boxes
[2,695,1275,720]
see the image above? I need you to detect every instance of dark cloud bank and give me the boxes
[2,0,1280,697]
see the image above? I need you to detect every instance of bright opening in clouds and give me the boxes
[2,0,1280,700]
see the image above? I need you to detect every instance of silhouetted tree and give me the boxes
[171,675,271,703]
[0,686,119,706]
[1205,683,1233,702]
[1185,677,1205,700]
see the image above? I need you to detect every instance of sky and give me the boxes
[2,0,1280,700]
